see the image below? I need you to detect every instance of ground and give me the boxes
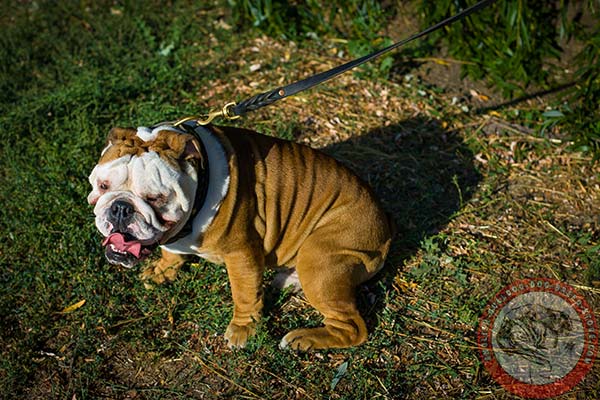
[0,2,598,399]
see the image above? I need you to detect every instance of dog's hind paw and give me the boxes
[271,267,303,293]
[281,322,368,351]
[280,328,324,351]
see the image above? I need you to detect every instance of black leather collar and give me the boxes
[157,121,210,245]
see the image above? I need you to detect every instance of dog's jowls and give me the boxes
[88,123,393,350]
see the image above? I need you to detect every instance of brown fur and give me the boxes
[100,127,202,168]
[141,247,186,284]
[143,125,393,350]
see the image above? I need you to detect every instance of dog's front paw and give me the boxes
[224,322,256,349]
[140,249,186,285]
[140,260,180,285]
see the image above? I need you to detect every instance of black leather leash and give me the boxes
[175,0,496,127]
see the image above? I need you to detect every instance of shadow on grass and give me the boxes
[266,117,482,335]
[325,117,482,332]
[473,81,576,114]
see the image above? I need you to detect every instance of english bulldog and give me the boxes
[88,122,393,350]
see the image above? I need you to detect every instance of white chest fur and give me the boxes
[160,126,230,255]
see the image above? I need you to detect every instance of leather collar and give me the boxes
[155,121,210,245]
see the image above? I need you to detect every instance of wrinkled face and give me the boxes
[88,126,201,268]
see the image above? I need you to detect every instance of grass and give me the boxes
[1,1,599,399]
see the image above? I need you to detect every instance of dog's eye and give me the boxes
[99,182,109,191]
[146,194,163,204]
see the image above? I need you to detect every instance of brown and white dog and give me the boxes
[88,122,393,350]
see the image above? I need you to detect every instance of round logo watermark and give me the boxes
[478,278,598,398]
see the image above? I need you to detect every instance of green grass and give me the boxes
[1,1,599,399]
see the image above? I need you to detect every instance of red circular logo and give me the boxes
[477,278,598,398]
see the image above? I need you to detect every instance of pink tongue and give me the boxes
[102,233,142,258]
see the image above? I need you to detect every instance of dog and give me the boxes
[87,122,393,350]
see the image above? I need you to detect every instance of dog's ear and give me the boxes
[179,135,205,170]
[159,131,205,168]
[99,127,143,162]
[183,137,204,164]
[106,127,138,145]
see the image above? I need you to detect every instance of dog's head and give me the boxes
[88,126,203,268]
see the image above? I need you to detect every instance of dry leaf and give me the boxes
[470,89,490,101]
[60,299,86,313]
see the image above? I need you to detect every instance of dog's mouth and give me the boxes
[102,232,156,268]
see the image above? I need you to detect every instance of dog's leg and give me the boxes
[223,250,265,348]
[280,239,374,350]
[140,247,186,284]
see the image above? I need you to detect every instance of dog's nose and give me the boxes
[109,200,134,230]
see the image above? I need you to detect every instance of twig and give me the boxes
[571,284,600,295]
[178,345,262,399]
[240,361,315,400]
[545,220,571,241]
[413,57,477,66]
